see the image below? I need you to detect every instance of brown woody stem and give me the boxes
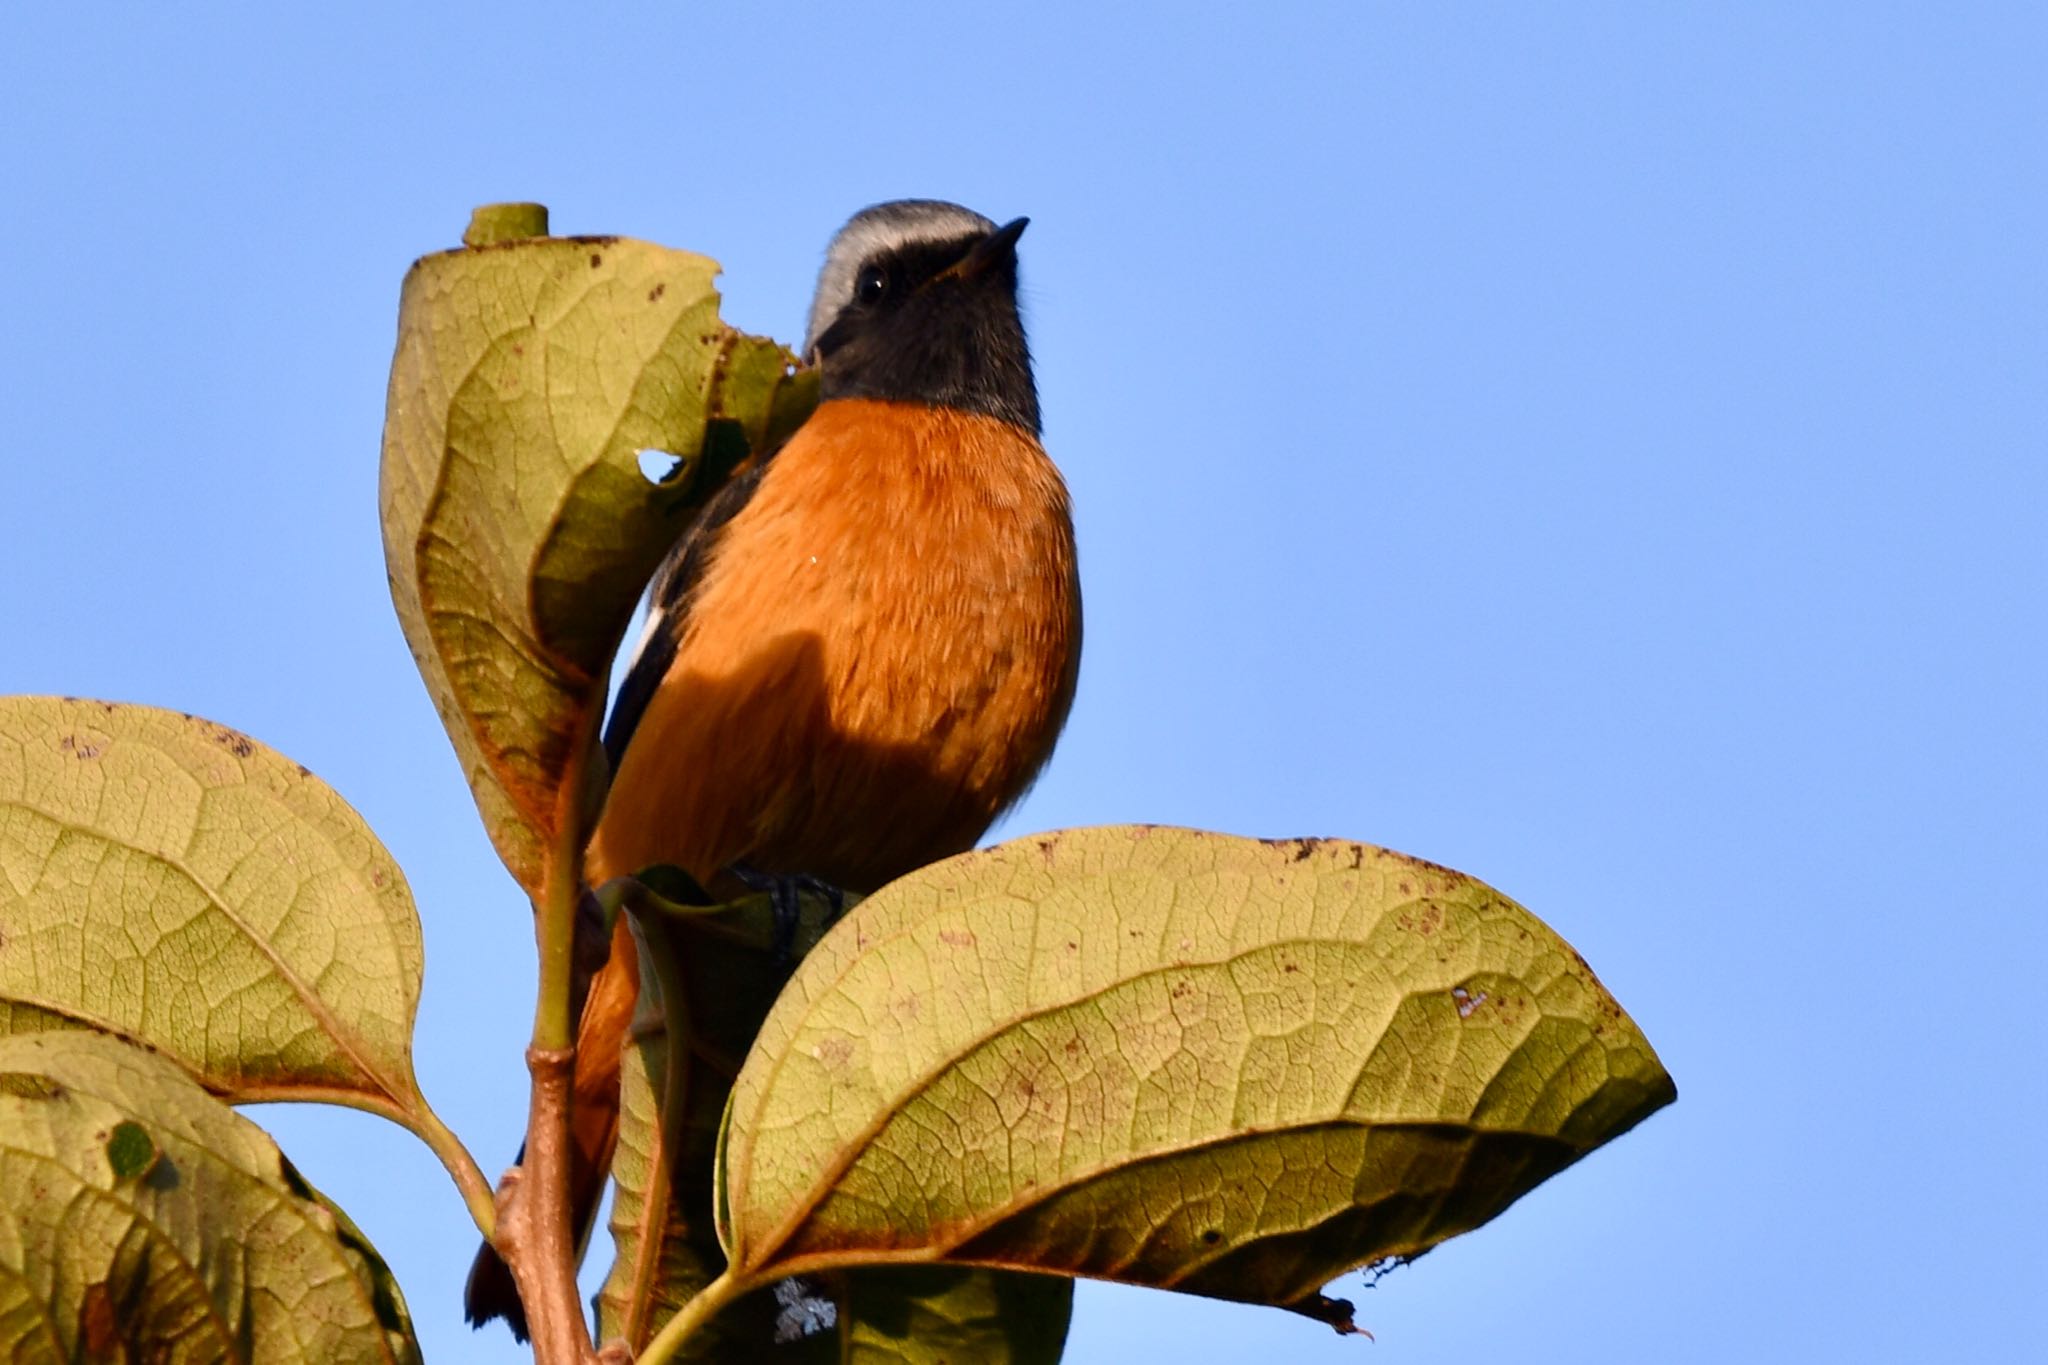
[499,728,606,1364]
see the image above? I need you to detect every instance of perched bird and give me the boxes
[466,200,1082,1337]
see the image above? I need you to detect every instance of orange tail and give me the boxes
[464,911,641,1339]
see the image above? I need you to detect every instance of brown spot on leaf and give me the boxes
[815,1035,854,1069]
[589,251,603,268]
[81,1283,119,1354]
[648,283,666,302]
[1201,1229,1222,1245]
[58,733,103,760]
[1396,850,1456,878]
[938,928,976,949]
[204,724,254,758]
[1397,904,1443,936]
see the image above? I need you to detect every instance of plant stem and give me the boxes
[512,1039,588,1363]
[408,1102,497,1240]
[506,726,605,1364]
[533,748,591,1054]
[635,1268,748,1365]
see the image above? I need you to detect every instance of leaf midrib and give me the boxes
[735,912,1524,1268]
[760,1114,1585,1290]
[0,799,406,1107]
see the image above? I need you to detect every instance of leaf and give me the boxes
[600,886,1070,1360]
[0,697,438,1130]
[838,1266,1072,1364]
[597,889,833,1359]
[0,1029,421,1363]
[719,826,1675,1330]
[379,211,816,893]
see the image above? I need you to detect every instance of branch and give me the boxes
[494,727,606,1364]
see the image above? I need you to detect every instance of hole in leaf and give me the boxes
[637,449,684,485]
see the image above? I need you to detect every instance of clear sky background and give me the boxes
[3,5,2041,1362]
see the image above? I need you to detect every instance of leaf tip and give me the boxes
[1289,1291,1371,1338]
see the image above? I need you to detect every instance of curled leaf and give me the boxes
[0,1030,419,1363]
[719,826,1674,1327]
[378,213,815,893]
[600,885,1070,1361]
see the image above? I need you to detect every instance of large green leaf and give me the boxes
[718,826,1674,1332]
[378,204,814,893]
[0,697,437,1129]
[0,1029,419,1363]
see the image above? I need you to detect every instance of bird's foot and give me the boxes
[729,863,847,962]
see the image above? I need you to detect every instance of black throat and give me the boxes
[809,233,1041,435]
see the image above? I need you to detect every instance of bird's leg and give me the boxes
[729,863,847,962]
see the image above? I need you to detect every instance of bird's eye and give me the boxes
[855,265,889,304]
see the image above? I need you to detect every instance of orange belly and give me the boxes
[586,397,1081,894]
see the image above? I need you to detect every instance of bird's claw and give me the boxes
[729,863,847,961]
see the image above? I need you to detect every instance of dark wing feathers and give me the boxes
[602,457,774,768]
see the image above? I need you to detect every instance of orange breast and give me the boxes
[586,398,1081,894]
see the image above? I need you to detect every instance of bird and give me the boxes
[465,199,1083,1340]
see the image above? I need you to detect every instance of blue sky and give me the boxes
[3,5,2042,1361]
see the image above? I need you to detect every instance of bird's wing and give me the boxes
[603,456,774,769]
